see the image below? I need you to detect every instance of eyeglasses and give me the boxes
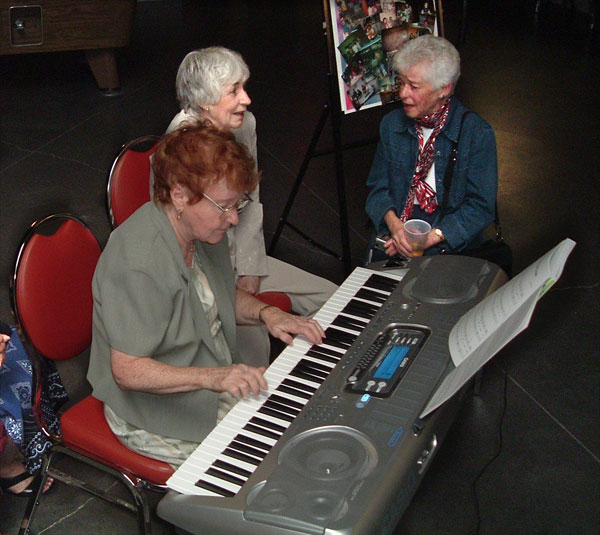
[202,191,253,218]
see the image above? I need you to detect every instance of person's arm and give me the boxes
[232,114,268,280]
[110,348,267,398]
[231,185,268,281]
[234,288,324,346]
[435,117,498,251]
[365,119,398,235]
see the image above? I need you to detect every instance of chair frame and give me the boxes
[10,213,168,535]
[106,134,159,228]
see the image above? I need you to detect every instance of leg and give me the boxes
[259,256,338,317]
[84,48,120,91]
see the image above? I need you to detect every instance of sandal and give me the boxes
[0,471,53,497]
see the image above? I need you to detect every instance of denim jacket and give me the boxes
[365,97,498,253]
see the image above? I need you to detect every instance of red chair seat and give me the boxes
[60,396,174,485]
[256,291,292,313]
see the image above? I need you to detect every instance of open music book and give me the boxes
[420,238,576,418]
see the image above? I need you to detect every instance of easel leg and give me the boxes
[268,105,330,256]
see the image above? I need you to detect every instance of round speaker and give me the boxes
[278,426,378,482]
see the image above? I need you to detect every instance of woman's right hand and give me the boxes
[208,363,268,399]
[384,211,413,257]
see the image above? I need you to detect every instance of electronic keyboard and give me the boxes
[158,255,506,535]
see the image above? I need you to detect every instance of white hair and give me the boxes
[393,35,461,91]
[176,46,250,114]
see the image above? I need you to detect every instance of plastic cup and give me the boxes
[403,219,431,256]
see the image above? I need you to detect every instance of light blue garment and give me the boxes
[365,97,498,255]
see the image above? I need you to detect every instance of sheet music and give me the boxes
[420,238,576,418]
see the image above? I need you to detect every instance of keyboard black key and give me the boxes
[355,288,389,304]
[233,433,272,452]
[205,467,245,487]
[223,447,261,466]
[364,274,399,292]
[243,422,281,440]
[307,345,342,359]
[332,315,368,332]
[295,362,329,380]
[249,416,286,434]
[213,459,252,479]
[259,405,295,422]
[325,327,356,345]
[269,393,305,410]
[228,440,267,459]
[289,367,325,385]
[194,478,235,497]
[281,378,317,394]
[306,349,339,365]
[264,399,300,417]
[276,383,312,400]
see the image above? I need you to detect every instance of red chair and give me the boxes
[107,135,158,228]
[11,214,173,535]
[107,135,292,314]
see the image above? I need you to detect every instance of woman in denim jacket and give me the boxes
[365,35,498,261]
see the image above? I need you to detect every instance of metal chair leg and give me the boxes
[19,454,51,535]
[19,446,155,535]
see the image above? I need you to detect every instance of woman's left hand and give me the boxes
[260,306,325,346]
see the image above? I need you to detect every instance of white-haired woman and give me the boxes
[366,35,498,260]
[166,47,337,367]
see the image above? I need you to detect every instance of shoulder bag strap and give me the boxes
[439,111,504,241]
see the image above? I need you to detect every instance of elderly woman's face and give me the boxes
[207,81,251,131]
[398,62,447,119]
[180,179,243,244]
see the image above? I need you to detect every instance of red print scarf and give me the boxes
[400,99,451,222]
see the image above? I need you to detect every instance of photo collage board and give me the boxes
[328,0,440,114]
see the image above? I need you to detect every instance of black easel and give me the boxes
[268,1,352,275]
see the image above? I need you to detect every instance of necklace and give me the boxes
[185,241,195,267]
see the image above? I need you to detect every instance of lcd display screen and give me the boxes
[373,345,409,379]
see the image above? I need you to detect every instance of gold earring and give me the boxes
[176,209,183,220]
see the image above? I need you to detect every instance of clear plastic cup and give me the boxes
[403,219,431,256]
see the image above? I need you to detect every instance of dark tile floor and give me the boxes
[1,1,598,534]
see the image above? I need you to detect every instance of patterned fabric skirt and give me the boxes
[0,325,68,473]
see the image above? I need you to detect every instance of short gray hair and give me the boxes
[393,35,460,91]
[176,46,250,114]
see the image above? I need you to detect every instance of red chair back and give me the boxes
[11,214,102,361]
[107,135,159,227]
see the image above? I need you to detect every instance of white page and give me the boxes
[420,238,576,418]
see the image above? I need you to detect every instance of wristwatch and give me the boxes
[433,228,445,241]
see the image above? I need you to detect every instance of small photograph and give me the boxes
[419,1,435,25]
[346,0,367,18]
[341,57,367,87]
[379,9,398,29]
[366,0,382,15]
[380,87,401,105]
[348,71,378,110]
[381,23,419,54]
[338,26,370,62]
[381,0,396,11]
[363,15,382,40]
[359,39,386,80]
[395,1,414,24]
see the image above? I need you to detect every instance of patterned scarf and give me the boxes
[400,99,451,222]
